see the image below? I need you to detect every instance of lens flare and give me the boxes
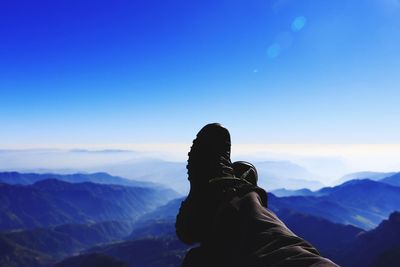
[291,16,307,32]
[267,43,281,59]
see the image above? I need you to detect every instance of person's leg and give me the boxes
[207,190,338,267]
[180,161,263,267]
[176,123,338,267]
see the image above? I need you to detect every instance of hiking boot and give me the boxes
[176,123,234,244]
[209,160,266,208]
[232,161,258,186]
[187,123,234,192]
[176,124,268,245]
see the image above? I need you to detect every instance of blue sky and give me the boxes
[1,0,400,146]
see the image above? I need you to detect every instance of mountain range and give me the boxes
[1,170,400,267]
[0,172,164,188]
[0,220,136,267]
[59,210,400,267]
[2,157,330,194]
[336,171,396,184]
[269,179,400,229]
[0,179,178,231]
[332,211,400,267]
[380,172,400,187]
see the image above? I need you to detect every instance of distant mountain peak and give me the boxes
[338,171,397,184]
[388,211,400,223]
[0,171,173,191]
[380,172,400,187]
[337,178,388,188]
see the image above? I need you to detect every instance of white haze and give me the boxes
[0,144,399,193]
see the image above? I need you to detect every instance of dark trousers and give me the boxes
[181,191,339,267]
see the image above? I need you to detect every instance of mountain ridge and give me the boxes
[0,179,178,231]
[0,171,165,189]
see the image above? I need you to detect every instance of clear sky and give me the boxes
[1,0,400,146]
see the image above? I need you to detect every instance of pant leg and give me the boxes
[208,191,339,267]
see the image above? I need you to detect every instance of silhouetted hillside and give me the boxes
[86,236,187,267]
[0,236,51,267]
[278,210,363,252]
[54,253,128,267]
[1,221,133,258]
[369,247,400,267]
[333,212,400,267]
